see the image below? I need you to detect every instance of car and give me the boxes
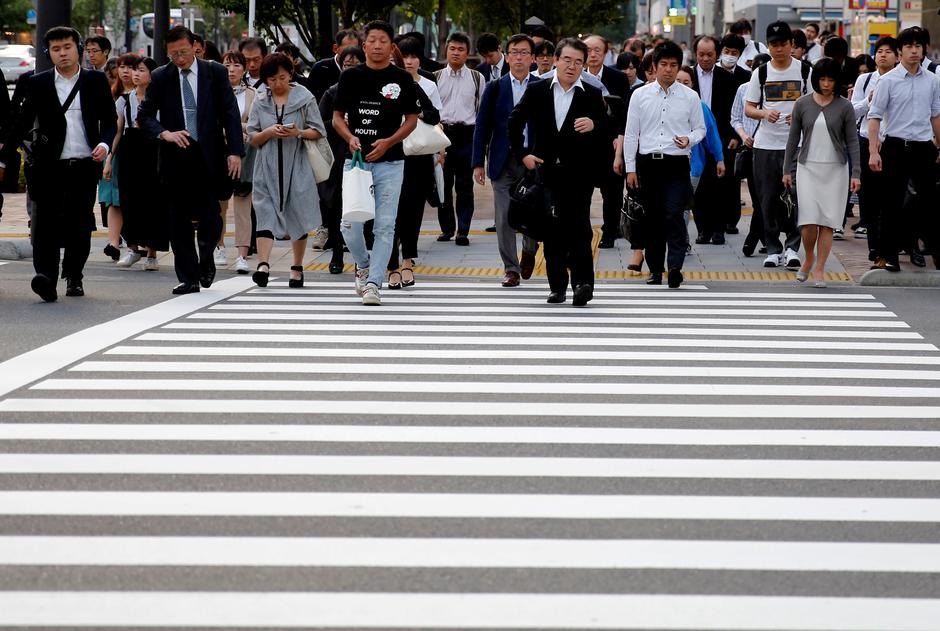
[0,44,36,84]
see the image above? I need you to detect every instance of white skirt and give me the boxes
[795,160,849,230]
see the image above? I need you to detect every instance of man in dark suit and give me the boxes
[305,29,361,102]
[0,66,10,217]
[583,34,632,248]
[0,26,115,302]
[476,32,509,83]
[509,38,608,306]
[473,33,541,287]
[138,25,244,295]
[692,35,744,243]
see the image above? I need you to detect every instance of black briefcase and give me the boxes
[508,167,555,242]
[619,187,646,244]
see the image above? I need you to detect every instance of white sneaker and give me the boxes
[213,246,227,267]
[833,228,845,240]
[143,257,159,271]
[361,282,382,305]
[355,267,370,296]
[116,251,142,268]
[310,226,329,250]
[763,253,780,268]
[234,256,250,274]
[784,248,801,269]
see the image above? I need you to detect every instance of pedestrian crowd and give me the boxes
[0,17,938,304]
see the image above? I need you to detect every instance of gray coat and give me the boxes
[784,94,861,178]
[248,83,325,240]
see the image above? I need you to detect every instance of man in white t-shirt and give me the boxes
[744,21,813,269]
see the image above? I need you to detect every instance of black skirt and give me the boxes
[118,127,170,251]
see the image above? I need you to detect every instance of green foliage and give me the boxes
[69,0,162,39]
[446,0,626,42]
[0,0,34,35]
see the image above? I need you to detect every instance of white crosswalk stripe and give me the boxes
[0,279,937,630]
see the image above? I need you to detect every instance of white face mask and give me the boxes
[720,54,739,68]
[743,35,752,45]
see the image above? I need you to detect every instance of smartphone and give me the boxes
[282,122,296,129]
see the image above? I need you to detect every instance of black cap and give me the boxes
[766,21,793,44]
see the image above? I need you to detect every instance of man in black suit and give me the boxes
[583,34,631,248]
[509,38,608,307]
[0,26,115,302]
[305,30,361,102]
[0,66,10,217]
[138,25,244,295]
[692,35,743,243]
[476,33,509,82]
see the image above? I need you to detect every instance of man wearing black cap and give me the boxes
[744,20,812,270]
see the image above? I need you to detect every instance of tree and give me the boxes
[0,0,34,36]
[445,0,624,43]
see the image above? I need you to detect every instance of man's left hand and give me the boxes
[673,136,689,149]
[716,161,726,178]
[91,145,108,162]
[727,139,739,150]
[573,117,594,133]
[366,138,393,162]
[227,155,242,180]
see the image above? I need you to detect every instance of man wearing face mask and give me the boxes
[731,19,766,70]
[717,34,752,86]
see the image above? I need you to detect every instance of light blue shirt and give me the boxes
[510,73,530,146]
[868,63,940,142]
[730,82,758,139]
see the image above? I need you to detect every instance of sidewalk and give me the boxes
[0,185,891,283]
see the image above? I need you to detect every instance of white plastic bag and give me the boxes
[341,150,375,223]
[403,121,451,156]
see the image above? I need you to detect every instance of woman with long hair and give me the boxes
[102,52,140,265]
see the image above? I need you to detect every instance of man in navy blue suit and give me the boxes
[476,33,510,83]
[472,33,540,287]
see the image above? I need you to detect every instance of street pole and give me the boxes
[248,0,256,37]
[153,0,170,64]
[125,0,132,52]
[36,0,71,72]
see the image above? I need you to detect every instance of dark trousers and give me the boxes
[878,137,939,263]
[637,154,692,274]
[165,143,223,285]
[439,124,475,235]
[31,158,99,282]
[599,168,625,241]
[753,148,800,256]
[543,173,594,294]
[692,156,722,239]
[743,173,764,250]
[389,155,432,270]
[721,146,742,229]
[858,137,879,255]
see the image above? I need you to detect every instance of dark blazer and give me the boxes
[0,68,10,142]
[3,68,116,168]
[508,78,608,186]
[305,57,341,103]
[476,57,510,82]
[595,65,631,133]
[695,65,741,145]
[473,73,542,180]
[138,58,244,199]
[730,65,752,87]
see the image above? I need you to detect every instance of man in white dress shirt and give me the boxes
[616,41,706,289]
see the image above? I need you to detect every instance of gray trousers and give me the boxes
[753,148,801,256]
[492,156,539,273]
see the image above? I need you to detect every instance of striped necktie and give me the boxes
[181,68,198,141]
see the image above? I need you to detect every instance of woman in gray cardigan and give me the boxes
[783,58,861,287]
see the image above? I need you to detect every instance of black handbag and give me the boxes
[619,187,646,245]
[508,167,556,241]
[733,147,753,180]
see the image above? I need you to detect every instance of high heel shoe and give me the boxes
[626,254,644,272]
[795,270,808,283]
[288,265,304,288]
[401,266,415,288]
[252,262,269,288]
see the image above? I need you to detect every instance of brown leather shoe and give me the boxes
[870,257,887,270]
[519,251,536,280]
[501,271,521,287]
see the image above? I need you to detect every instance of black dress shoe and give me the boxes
[65,279,84,297]
[742,241,756,257]
[694,234,710,245]
[885,260,901,273]
[646,273,663,285]
[711,233,726,245]
[758,246,767,254]
[455,234,470,246]
[598,237,615,249]
[484,225,497,232]
[31,274,57,302]
[546,291,566,304]
[725,225,740,235]
[572,284,593,306]
[668,268,683,289]
[172,283,200,295]
[436,232,454,242]
[329,258,344,274]
[910,252,927,268]
[103,243,121,261]
[199,267,216,289]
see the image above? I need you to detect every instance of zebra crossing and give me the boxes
[0,278,938,629]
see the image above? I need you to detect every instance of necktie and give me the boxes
[181,68,198,141]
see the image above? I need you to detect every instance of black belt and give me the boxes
[58,157,94,166]
[443,123,474,130]
[883,136,934,148]
[638,152,687,162]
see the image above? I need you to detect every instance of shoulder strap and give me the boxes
[433,69,442,81]
[800,62,811,94]
[757,63,767,109]
[862,72,873,93]
[929,61,938,73]
[60,71,83,114]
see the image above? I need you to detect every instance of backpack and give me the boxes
[434,66,484,113]
[928,61,939,74]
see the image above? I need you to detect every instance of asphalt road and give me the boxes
[1,261,939,629]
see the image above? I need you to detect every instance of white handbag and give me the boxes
[341,150,375,222]
[300,105,334,183]
[403,120,451,156]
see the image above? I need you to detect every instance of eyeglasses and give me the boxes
[507,50,532,57]
[557,56,584,67]
[86,47,102,54]
[168,49,193,59]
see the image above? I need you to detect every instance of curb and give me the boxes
[859,269,940,287]
[0,239,31,261]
